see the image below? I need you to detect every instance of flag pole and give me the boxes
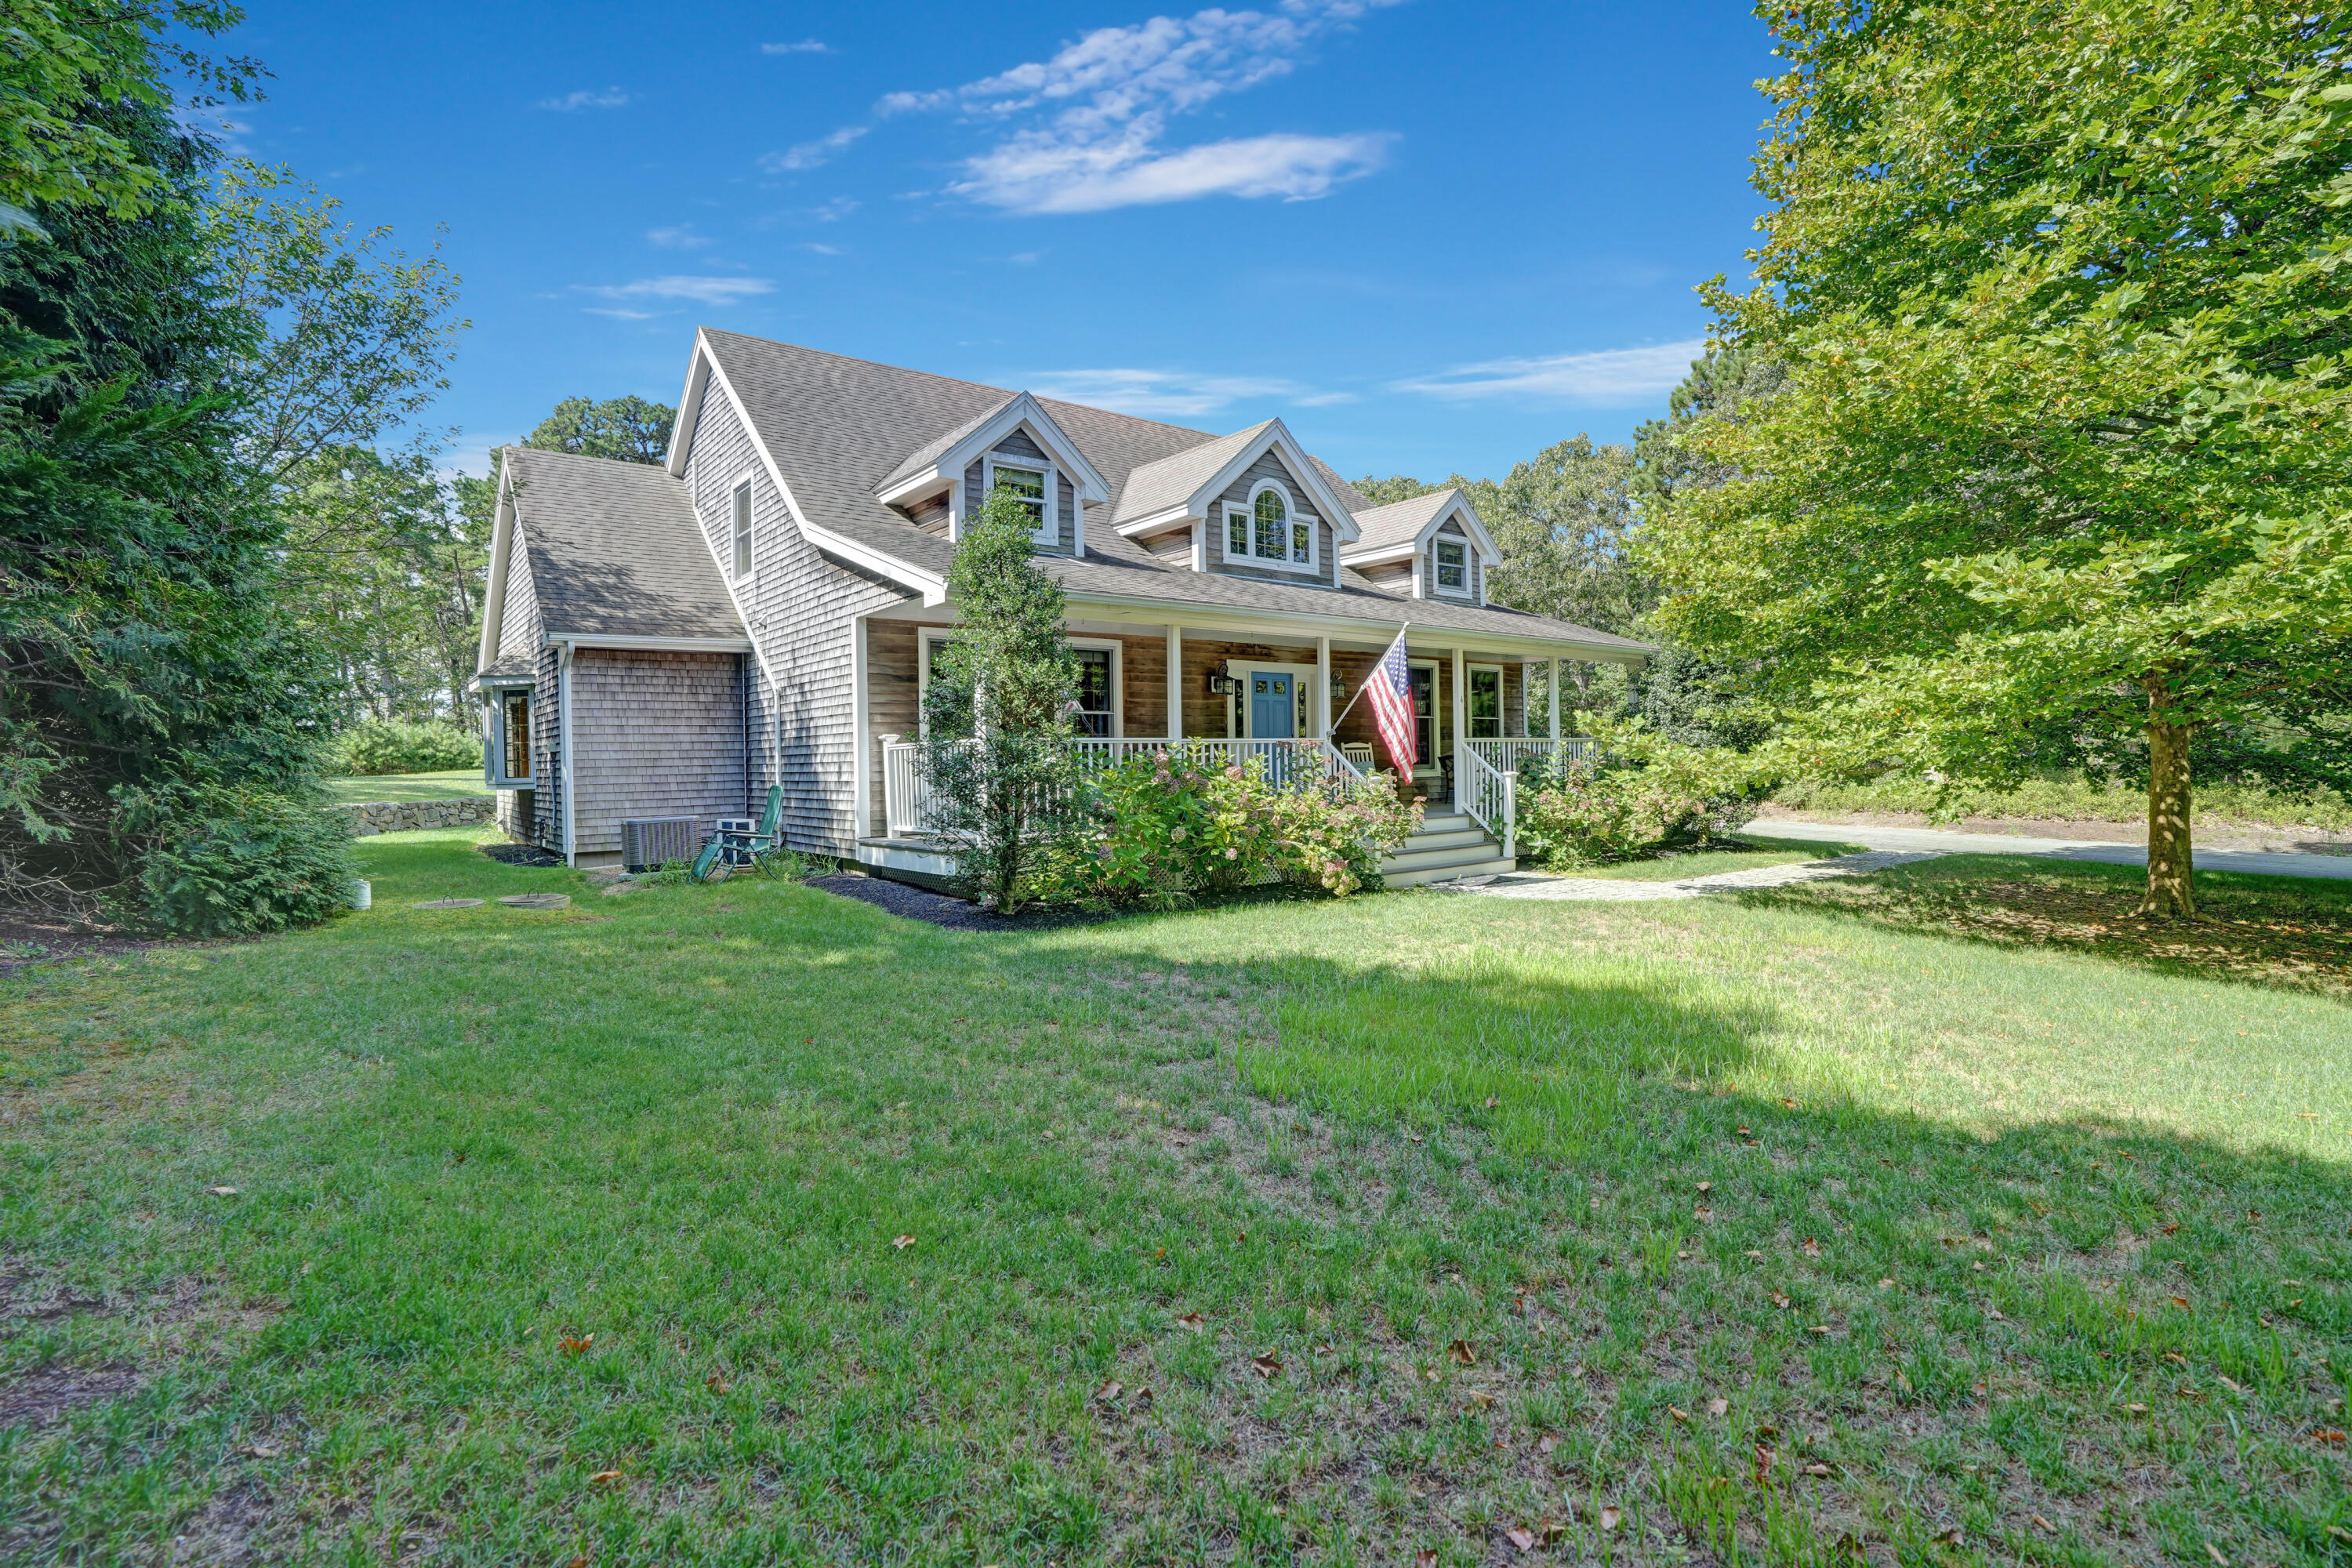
[1323,622,1408,739]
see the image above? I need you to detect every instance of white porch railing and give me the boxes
[882,735,1367,839]
[1462,736,1592,774]
[1454,743,1517,859]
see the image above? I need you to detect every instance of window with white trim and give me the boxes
[983,455,1056,543]
[486,689,533,787]
[1432,537,1469,595]
[730,480,753,579]
[1220,481,1317,573]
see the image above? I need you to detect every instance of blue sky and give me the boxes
[210,0,1777,484]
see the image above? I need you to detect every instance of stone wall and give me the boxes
[332,797,496,837]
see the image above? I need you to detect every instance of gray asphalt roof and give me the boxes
[504,446,743,641]
[1109,421,1273,525]
[695,331,1646,655]
[1345,490,1457,555]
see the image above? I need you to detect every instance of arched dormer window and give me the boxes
[1222,479,1316,572]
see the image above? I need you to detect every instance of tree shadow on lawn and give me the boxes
[12,856,2350,1565]
[1065,928,2352,1568]
[1721,854,2352,999]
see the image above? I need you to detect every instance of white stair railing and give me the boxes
[1453,743,1518,860]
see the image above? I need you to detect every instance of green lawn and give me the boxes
[322,769,492,804]
[1545,835,1868,881]
[3,830,2348,1566]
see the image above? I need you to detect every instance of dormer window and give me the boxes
[1433,538,1469,595]
[982,454,1057,544]
[1221,481,1318,573]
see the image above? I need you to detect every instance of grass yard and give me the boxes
[322,771,492,805]
[2,830,2348,1566]
[1544,837,1869,883]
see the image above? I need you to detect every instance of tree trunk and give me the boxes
[2140,684,2194,920]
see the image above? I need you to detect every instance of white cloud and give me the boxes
[892,0,1402,214]
[539,87,630,111]
[760,125,867,172]
[761,38,831,54]
[959,128,1389,214]
[1028,367,1336,418]
[1394,340,1709,403]
[579,275,775,309]
[646,224,712,249]
[800,242,844,256]
[583,307,662,320]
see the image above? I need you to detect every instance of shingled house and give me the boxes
[475,329,1647,885]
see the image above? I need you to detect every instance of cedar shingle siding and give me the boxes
[568,650,747,858]
[687,377,914,854]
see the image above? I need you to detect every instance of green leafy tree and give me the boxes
[1,16,354,931]
[0,1,256,228]
[526,395,675,465]
[201,162,474,726]
[918,486,1083,913]
[1647,1,2352,918]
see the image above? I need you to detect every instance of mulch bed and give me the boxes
[802,873,1117,932]
[478,844,563,868]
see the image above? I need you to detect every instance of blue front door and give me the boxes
[1250,673,1292,738]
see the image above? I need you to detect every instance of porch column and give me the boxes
[1166,623,1182,739]
[1549,658,1560,741]
[1450,646,1466,765]
[1314,634,1330,737]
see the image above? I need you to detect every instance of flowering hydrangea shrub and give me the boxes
[1046,748,1420,906]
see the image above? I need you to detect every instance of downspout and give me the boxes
[557,640,577,866]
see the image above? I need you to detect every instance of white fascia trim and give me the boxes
[694,334,949,610]
[666,352,709,479]
[876,470,954,509]
[1184,419,1363,547]
[803,518,949,605]
[1113,503,1195,539]
[543,633,755,654]
[474,454,519,675]
[1055,590,1651,663]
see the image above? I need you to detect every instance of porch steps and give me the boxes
[1380,808,1518,889]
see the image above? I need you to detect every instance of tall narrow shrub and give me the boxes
[918,486,1083,912]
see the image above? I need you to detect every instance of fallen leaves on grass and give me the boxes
[209,1186,238,1196]
[590,1470,622,1486]
[1447,1338,1477,1366]
[1095,1379,1123,1403]
[1505,1526,1537,1552]
[1250,1352,1282,1379]
[560,1334,592,1356]
[1708,1397,1730,1417]
[1599,1505,1622,1531]
[891,1234,915,1250]
[1174,1312,1204,1332]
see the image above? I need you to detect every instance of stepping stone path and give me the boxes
[411,898,485,910]
[496,894,571,909]
[1434,849,1944,902]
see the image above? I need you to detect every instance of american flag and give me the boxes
[1363,625,1416,773]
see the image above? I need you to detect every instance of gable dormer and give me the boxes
[873,391,1109,558]
[1339,488,1501,605]
[1109,417,1363,591]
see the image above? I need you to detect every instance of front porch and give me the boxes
[856,612,1596,880]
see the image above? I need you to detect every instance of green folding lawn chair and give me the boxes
[717,785,790,877]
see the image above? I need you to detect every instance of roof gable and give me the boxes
[481,447,746,650]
